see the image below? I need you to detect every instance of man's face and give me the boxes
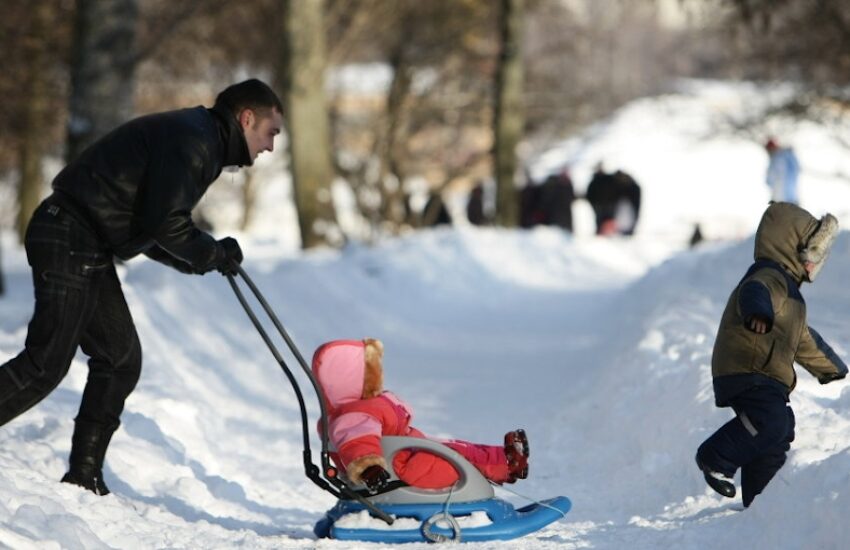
[239,108,283,162]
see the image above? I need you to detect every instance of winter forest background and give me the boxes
[2,0,849,256]
[2,1,850,548]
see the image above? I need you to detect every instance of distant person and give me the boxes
[585,164,617,234]
[537,169,576,232]
[611,170,641,235]
[695,202,845,508]
[0,79,283,495]
[585,164,641,235]
[519,172,542,228]
[466,183,487,226]
[765,138,800,204]
[689,224,704,248]
[422,192,451,227]
[518,169,575,231]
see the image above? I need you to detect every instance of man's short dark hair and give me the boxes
[215,79,283,118]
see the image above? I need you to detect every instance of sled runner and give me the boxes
[315,436,571,543]
[227,267,571,543]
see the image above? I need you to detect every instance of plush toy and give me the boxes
[312,338,529,491]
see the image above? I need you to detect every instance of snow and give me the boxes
[2,81,850,548]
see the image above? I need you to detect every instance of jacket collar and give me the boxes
[209,104,252,167]
[746,259,805,300]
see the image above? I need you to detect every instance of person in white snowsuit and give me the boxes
[765,138,801,204]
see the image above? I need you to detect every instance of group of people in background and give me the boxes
[465,163,642,237]
[460,135,799,236]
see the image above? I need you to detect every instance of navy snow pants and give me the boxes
[697,384,795,507]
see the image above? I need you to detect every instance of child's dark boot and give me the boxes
[504,429,529,482]
[695,453,736,498]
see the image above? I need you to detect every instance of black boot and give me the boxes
[695,453,736,498]
[61,420,115,496]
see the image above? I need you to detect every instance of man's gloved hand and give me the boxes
[360,464,390,494]
[216,237,243,275]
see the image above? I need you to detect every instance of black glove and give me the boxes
[216,237,243,275]
[360,464,390,494]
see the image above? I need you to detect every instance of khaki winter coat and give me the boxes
[711,203,846,403]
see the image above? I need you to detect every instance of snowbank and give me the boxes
[2,81,850,548]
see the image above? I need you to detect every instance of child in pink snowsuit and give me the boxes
[312,338,529,491]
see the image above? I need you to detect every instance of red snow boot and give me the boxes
[504,429,529,482]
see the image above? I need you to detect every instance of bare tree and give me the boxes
[65,0,139,163]
[707,0,850,103]
[493,0,524,227]
[240,170,258,232]
[681,0,850,147]
[326,1,496,237]
[16,1,54,243]
[278,0,338,248]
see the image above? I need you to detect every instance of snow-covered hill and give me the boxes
[2,82,850,549]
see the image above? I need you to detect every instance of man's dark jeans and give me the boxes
[0,198,141,432]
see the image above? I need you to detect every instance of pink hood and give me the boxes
[312,340,365,410]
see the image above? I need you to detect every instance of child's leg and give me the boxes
[392,448,462,488]
[697,416,753,477]
[391,441,509,488]
[740,406,795,507]
[697,385,793,486]
[442,439,511,484]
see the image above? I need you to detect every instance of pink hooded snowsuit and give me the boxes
[312,339,511,489]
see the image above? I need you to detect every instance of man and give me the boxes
[0,79,283,495]
[765,138,801,204]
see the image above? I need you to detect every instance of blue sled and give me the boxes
[314,495,571,543]
[314,436,571,543]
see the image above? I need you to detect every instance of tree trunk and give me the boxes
[16,0,52,243]
[0,238,4,296]
[377,50,413,231]
[278,0,337,249]
[493,0,524,227]
[66,0,138,163]
[240,170,257,232]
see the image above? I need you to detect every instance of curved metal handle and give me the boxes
[225,267,395,524]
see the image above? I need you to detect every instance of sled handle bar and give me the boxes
[225,266,394,525]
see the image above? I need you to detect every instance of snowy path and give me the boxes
[4,79,850,548]
[2,226,850,549]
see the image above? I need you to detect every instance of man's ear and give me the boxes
[238,108,254,130]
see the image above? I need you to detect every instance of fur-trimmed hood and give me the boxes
[311,339,384,411]
[754,202,838,283]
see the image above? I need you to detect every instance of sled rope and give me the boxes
[422,482,462,543]
[494,483,569,519]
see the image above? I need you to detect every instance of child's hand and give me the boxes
[361,465,390,493]
[748,315,770,334]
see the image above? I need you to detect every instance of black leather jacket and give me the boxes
[51,104,250,272]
